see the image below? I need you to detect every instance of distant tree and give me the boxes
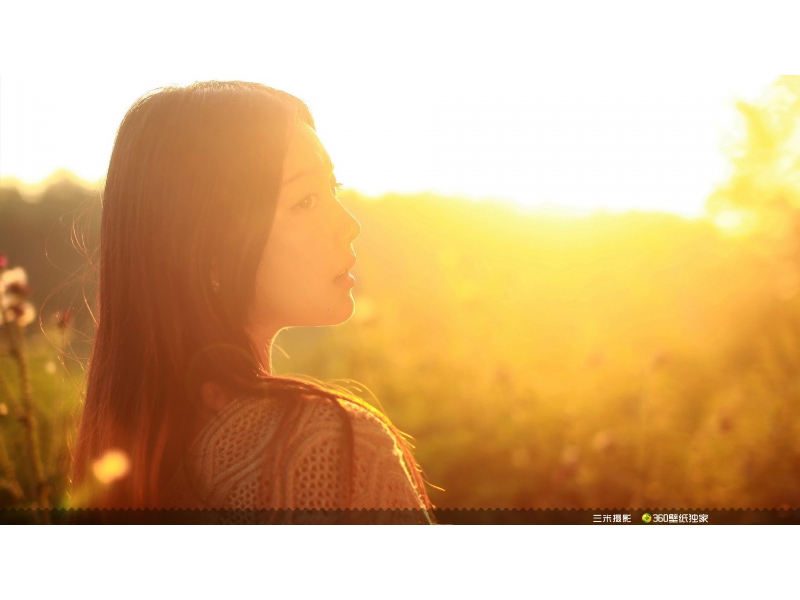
[706,76,800,257]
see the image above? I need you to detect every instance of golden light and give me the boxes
[351,295,377,324]
[713,208,757,237]
[0,73,778,219]
[92,449,131,484]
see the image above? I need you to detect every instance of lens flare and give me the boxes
[92,449,131,484]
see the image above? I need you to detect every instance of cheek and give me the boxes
[253,228,324,316]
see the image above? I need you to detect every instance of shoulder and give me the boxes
[184,389,427,511]
[340,401,428,511]
[194,390,402,454]
[272,393,428,510]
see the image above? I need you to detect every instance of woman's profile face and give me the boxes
[247,121,361,338]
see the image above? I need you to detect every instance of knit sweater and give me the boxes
[165,393,434,524]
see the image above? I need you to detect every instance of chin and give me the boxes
[307,294,355,327]
[331,294,356,325]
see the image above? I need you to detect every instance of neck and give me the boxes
[246,323,278,376]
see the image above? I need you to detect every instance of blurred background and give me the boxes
[2,66,800,510]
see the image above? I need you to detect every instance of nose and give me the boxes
[339,203,361,243]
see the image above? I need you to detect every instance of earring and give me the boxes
[211,280,220,293]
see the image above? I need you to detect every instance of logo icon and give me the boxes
[642,513,652,523]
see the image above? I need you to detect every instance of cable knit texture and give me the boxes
[165,393,433,524]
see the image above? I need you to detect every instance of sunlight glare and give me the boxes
[0,71,779,218]
[92,449,131,485]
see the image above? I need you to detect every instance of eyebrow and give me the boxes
[282,159,335,186]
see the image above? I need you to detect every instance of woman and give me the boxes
[71,81,435,523]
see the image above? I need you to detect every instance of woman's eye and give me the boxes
[296,194,319,210]
[332,179,343,196]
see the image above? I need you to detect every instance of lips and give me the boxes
[334,254,356,279]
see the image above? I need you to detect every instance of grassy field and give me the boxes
[3,78,800,511]
[2,189,800,511]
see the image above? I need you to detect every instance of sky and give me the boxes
[0,2,790,218]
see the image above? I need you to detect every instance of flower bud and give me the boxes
[5,301,36,328]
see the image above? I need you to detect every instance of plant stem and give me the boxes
[2,316,50,511]
[0,357,25,502]
[0,427,24,501]
[0,357,22,413]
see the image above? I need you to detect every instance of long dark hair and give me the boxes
[72,81,432,510]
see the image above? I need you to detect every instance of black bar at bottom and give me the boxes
[1,508,799,525]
